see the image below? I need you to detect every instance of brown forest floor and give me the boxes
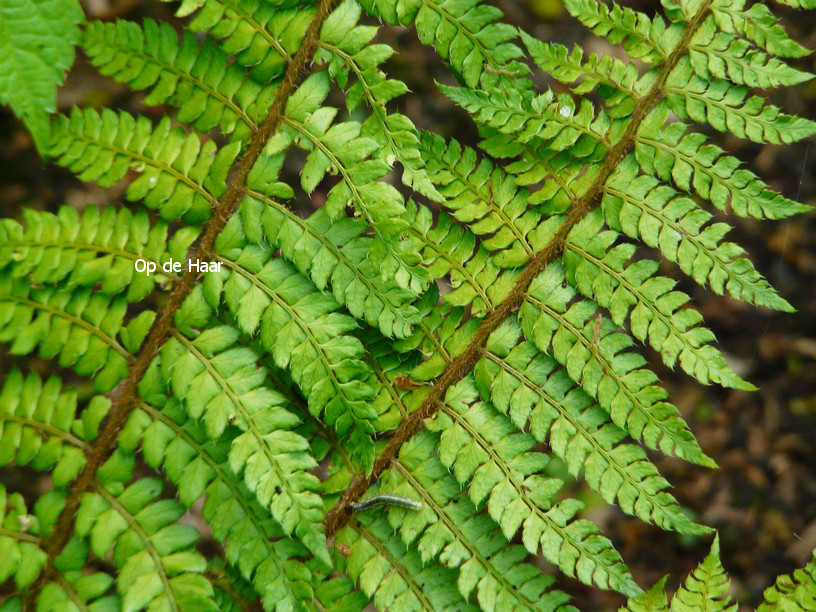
[1,0,815,609]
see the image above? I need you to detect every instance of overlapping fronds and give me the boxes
[0,371,216,610]
[1,0,814,608]
[380,432,575,611]
[123,366,318,609]
[0,271,151,391]
[0,483,120,610]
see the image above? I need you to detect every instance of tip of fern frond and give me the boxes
[774,299,797,314]
[721,372,757,392]
[686,522,716,536]
[793,69,816,86]
[735,380,758,392]
[620,580,645,599]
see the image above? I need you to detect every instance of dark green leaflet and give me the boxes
[350,495,422,513]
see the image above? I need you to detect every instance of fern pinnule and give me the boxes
[49,108,238,223]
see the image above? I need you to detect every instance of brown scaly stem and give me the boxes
[23,0,339,605]
[324,0,713,538]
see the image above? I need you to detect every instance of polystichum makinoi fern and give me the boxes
[0,0,815,609]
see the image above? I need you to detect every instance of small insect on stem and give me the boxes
[394,376,432,390]
[348,495,422,513]
[591,312,603,349]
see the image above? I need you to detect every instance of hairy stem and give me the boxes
[24,0,339,604]
[324,0,713,538]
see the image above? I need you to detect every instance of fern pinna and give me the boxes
[0,0,814,609]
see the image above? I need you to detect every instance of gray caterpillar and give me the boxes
[349,495,422,513]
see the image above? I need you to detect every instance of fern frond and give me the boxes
[666,59,816,144]
[382,431,576,610]
[0,271,153,391]
[520,262,715,466]
[0,484,119,610]
[429,376,641,596]
[178,0,312,83]
[689,17,813,88]
[604,156,794,312]
[277,71,429,292]
[242,161,422,339]
[0,370,216,610]
[360,0,526,88]
[314,573,371,610]
[636,107,811,220]
[122,369,318,610]
[406,203,514,315]
[0,370,105,487]
[671,535,736,611]
[76,476,217,610]
[0,0,83,151]
[81,15,431,291]
[710,0,810,58]
[336,513,479,611]
[566,208,760,387]
[202,223,379,469]
[157,310,330,565]
[0,206,195,303]
[476,316,710,536]
[49,108,239,223]
[620,577,669,611]
[564,0,678,64]
[620,537,736,611]
[316,0,440,199]
[521,33,641,117]
[758,551,816,610]
[420,132,539,267]
[441,84,614,158]
[82,19,274,141]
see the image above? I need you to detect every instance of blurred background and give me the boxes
[1,0,815,608]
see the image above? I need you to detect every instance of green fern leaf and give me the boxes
[758,552,816,610]
[566,208,762,387]
[360,0,527,88]
[0,206,194,303]
[168,0,313,83]
[242,161,422,339]
[49,109,239,223]
[0,271,149,392]
[620,576,669,611]
[671,535,737,611]
[124,368,318,610]
[82,19,274,141]
[711,0,810,58]
[336,513,479,611]
[666,58,816,144]
[521,32,641,117]
[202,223,379,469]
[0,484,119,609]
[564,0,678,64]
[636,106,811,220]
[381,431,577,610]
[429,376,641,597]
[476,316,710,536]
[520,262,715,466]
[689,17,813,88]
[604,155,794,313]
[0,0,84,152]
